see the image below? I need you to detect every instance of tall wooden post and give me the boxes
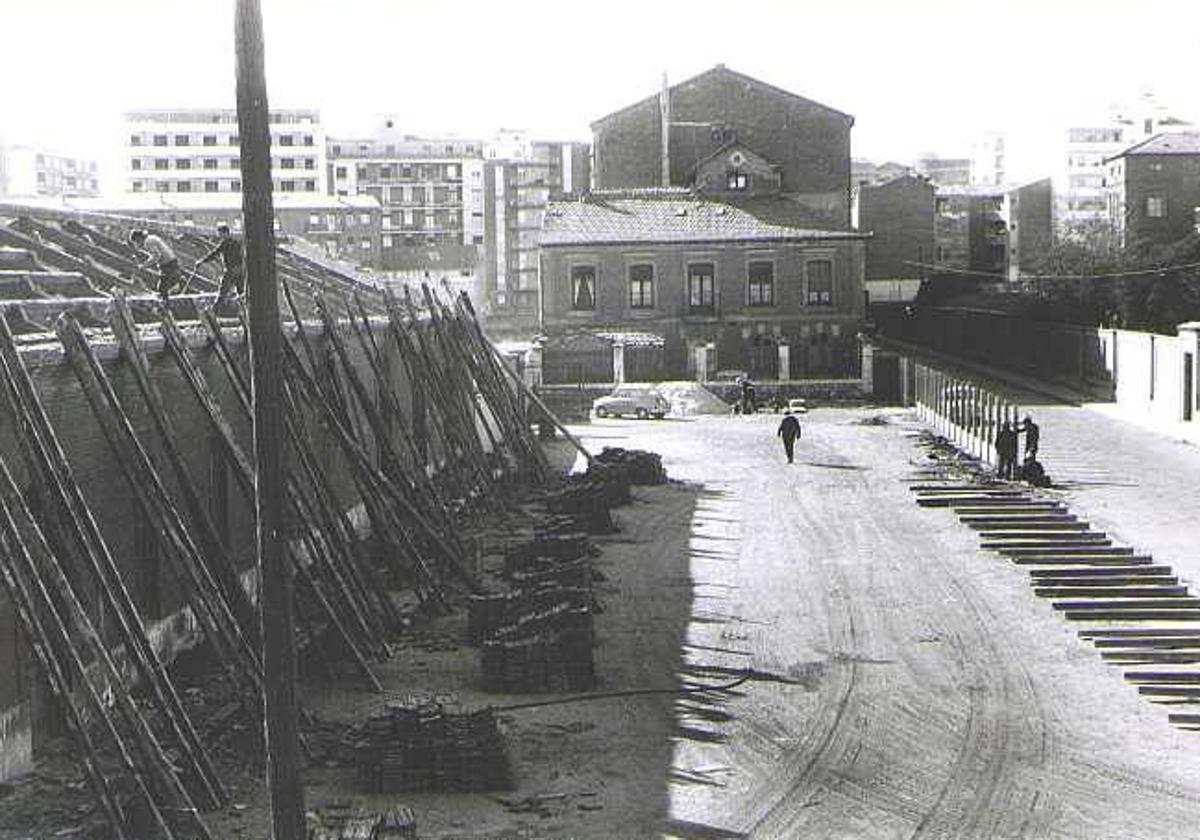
[234,2,305,837]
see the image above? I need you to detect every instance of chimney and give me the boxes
[659,72,670,188]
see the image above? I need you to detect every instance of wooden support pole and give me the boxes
[235,2,305,835]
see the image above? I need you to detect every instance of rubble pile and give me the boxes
[594,447,668,485]
[351,699,510,793]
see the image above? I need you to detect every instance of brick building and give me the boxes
[591,65,854,229]
[1105,132,1200,249]
[539,190,866,382]
[858,175,935,292]
[934,185,1008,276]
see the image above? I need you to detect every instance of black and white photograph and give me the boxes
[2,1,1200,837]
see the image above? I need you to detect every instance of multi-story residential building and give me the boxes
[1105,132,1200,250]
[1006,178,1053,280]
[539,190,866,382]
[0,143,99,197]
[857,174,935,297]
[970,131,1006,187]
[8,192,383,269]
[481,156,549,333]
[914,154,971,188]
[531,140,591,200]
[591,65,854,229]
[933,185,1009,276]
[326,133,484,275]
[124,108,327,196]
[1060,93,1193,240]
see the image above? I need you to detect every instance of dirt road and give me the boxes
[569,408,1200,840]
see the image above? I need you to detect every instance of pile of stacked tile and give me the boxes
[541,462,633,533]
[594,447,668,485]
[307,804,418,840]
[353,698,509,793]
[480,600,596,693]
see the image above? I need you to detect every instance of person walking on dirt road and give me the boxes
[777,410,802,463]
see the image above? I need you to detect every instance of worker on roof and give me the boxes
[128,229,182,301]
[196,223,244,307]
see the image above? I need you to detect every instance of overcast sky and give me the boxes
[2,0,1198,191]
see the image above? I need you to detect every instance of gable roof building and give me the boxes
[591,65,854,231]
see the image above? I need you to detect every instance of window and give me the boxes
[153,134,168,146]
[203,158,218,169]
[132,180,144,192]
[231,180,241,191]
[156,181,171,192]
[1147,196,1166,217]
[401,165,413,178]
[356,166,369,180]
[132,159,142,170]
[229,135,240,146]
[412,186,426,203]
[205,180,219,192]
[806,260,834,305]
[571,265,596,310]
[335,166,347,178]
[688,262,715,312]
[304,179,315,191]
[628,264,654,308]
[727,170,749,190]
[747,261,774,306]
[279,135,294,146]
[359,213,371,225]
[230,157,240,168]
[281,179,296,191]
[383,234,393,247]
[155,158,169,170]
[303,135,314,146]
[380,166,393,180]
[203,135,217,146]
[177,181,192,193]
[130,134,143,146]
[175,159,191,170]
[174,134,189,146]
[281,157,295,169]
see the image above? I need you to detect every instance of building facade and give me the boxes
[1061,94,1193,240]
[914,155,971,188]
[933,186,1008,276]
[539,192,866,382]
[0,144,99,198]
[970,131,1006,187]
[1105,133,1200,250]
[124,109,327,196]
[858,175,935,286]
[591,65,854,230]
[326,132,484,280]
[1007,178,1053,279]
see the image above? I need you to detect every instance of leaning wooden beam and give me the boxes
[0,461,211,840]
[0,319,227,810]
[0,533,131,839]
[109,294,260,644]
[156,312,386,682]
[55,313,263,691]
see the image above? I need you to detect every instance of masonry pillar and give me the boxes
[778,343,790,382]
[860,342,874,397]
[613,342,625,384]
[1177,322,1200,422]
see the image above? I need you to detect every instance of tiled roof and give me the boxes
[540,196,863,247]
[1115,132,1200,158]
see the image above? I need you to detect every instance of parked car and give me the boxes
[593,386,670,419]
[787,397,808,414]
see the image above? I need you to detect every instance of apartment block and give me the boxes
[0,143,99,197]
[124,108,326,196]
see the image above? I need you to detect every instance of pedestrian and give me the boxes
[995,421,1017,479]
[128,229,182,300]
[777,409,801,463]
[1020,414,1040,460]
[196,223,244,306]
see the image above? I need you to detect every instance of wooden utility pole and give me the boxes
[234,1,305,838]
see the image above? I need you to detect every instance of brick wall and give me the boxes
[859,176,935,281]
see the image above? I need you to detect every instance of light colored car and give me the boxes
[593,386,669,419]
[787,397,808,414]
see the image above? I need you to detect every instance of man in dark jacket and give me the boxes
[196,224,244,306]
[1020,415,1040,460]
[777,410,802,463]
[995,421,1018,479]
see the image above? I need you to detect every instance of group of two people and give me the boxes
[995,415,1041,481]
[127,225,244,305]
